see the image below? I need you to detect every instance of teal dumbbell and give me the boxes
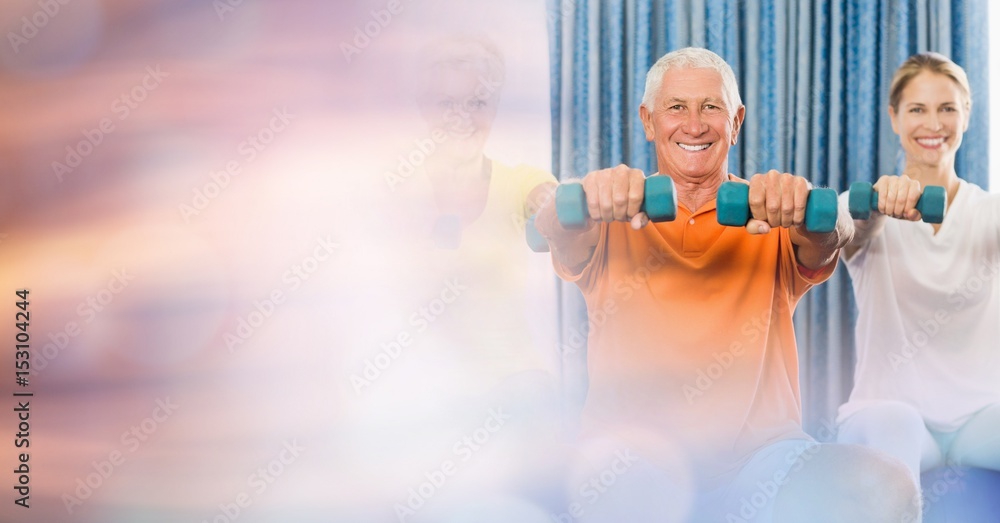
[716,181,839,233]
[555,175,677,229]
[848,181,945,224]
[525,215,549,252]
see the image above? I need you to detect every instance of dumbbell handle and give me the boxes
[862,189,921,210]
[864,188,943,218]
[848,182,945,224]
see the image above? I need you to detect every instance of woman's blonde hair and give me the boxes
[889,52,971,111]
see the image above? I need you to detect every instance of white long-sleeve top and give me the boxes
[838,179,1000,432]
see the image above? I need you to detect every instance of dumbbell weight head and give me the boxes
[716,182,750,227]
[555,183,589,229]
[848,181,876,221]
[917,186,946,224]
[525,215,549,252]
[641,175,678,222]
[805,188,838,233]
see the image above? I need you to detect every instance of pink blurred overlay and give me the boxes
[0,1,564,522]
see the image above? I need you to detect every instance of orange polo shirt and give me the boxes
[555,198,836,483]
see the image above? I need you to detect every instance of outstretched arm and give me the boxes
[534,165,649,273]
[843,174,924,258]
[738,170,853,270]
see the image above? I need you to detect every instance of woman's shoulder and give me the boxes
[956,177,990,197]
[953,179,998,211]
[950,180,1000,238]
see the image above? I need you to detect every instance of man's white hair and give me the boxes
[417,34,506,97]
[641,47,742,114]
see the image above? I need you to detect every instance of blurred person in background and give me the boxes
[0,0,560,519]
[343,33,565,521]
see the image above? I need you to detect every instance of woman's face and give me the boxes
[889,70,969,169]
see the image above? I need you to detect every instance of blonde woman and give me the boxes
[837,52,1000,485]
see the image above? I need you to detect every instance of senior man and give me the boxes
[534,47,919,522]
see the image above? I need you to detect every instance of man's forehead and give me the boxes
[662,94,727,103]
[660,66,723,81]
[656,68,726,100]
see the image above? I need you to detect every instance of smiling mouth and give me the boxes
[915,137,944,148]
[448,128,477,139]
[677,142,712,152]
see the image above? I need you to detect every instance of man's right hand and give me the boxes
[580,164,650,229]
[535,164,649,271]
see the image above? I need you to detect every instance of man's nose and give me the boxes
[683,109,707,135]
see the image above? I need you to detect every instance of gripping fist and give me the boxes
[579,164,650,230]
[740,170,812,235]
[871,174,923,221]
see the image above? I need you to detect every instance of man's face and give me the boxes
[639,67,744,183]
[418,65,500,163]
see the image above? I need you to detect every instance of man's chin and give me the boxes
[661,163,722,180]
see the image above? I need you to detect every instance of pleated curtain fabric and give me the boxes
[546,0,989,434]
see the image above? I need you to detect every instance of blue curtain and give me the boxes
[547,0,989,434]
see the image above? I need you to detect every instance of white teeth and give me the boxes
[678,143,711,152]
[916,137,944,147]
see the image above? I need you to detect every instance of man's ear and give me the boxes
[729,105,746,145]
[639,104,655,141]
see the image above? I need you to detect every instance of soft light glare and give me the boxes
[991,0,1000,192]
